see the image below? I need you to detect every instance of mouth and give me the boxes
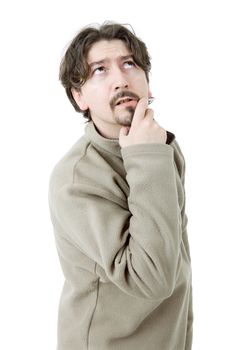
[115,97,138,107]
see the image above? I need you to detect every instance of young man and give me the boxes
[48,22,193,350]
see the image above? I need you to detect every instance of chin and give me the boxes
[115,107,134,127]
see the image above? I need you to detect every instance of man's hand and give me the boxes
[119,97,167,148]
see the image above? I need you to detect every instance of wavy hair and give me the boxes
[59,22,151,122]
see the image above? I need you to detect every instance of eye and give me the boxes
[123,60,136,69]
[92,66,106,75]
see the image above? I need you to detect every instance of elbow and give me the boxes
[144,258,180,301]
[160,278,176,299]
[145,276,176,301]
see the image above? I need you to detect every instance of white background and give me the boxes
[0,0,232,349]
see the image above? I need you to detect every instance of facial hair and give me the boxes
[110,90,139,127]
[114,106,135,126]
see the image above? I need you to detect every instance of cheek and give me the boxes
[84,81,105,99]
[86,91,111,114]
[84,83,111,107]
[129,71,148,88]
[137,73,148,84]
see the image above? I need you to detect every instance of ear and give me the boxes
[71,87,88,111]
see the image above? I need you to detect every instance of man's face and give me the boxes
[72,39,151,138]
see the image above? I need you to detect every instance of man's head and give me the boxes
[59,22,152,138]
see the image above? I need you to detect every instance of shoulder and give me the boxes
[49,135,128,208]
[48,134,89,196]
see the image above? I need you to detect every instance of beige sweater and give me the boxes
[48,121,193,350]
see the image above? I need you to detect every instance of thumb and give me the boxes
[119,126,130,138]
[119,126,130,147]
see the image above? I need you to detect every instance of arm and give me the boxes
[52,142,182,301]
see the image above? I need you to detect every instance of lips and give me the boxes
[115,97,137,106]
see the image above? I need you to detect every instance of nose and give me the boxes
[112,66,129,91]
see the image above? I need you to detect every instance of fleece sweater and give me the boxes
[48,121,193,350]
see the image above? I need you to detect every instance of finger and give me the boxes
[119,126,130,138]
[145,108,161,127]
[144,108,155,122]
[131,97,148,129]
[118,126,130,147]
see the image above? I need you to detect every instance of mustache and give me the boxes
[110,91,140,110]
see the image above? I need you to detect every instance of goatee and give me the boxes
[115,107,135,126]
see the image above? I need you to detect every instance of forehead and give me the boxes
[86,39,131,63]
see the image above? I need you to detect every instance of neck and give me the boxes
[91,118,121,140]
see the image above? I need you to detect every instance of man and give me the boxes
[48,22,193,350]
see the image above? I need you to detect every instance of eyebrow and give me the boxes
[89,55,134,69]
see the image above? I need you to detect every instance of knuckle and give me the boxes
[146,108,154,116]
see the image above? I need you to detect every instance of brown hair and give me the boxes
[59,21,151,122]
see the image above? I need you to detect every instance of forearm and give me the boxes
[121,143,182,298]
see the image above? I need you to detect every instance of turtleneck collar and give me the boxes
[84,121,122,157]
[84,121,176,158]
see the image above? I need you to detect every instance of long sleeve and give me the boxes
[51,142,184,301]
